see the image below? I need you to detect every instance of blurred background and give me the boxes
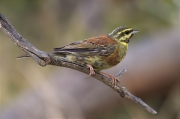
[0,0,179,119]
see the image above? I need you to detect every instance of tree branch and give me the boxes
[0,13,157,114]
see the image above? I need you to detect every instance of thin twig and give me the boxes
[0,13,157,114]
[115,68,127,77]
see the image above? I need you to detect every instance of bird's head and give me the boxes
[109,26,139,44]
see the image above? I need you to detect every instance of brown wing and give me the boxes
[53,36,116,56]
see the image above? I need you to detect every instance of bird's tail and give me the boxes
[17,52,67,59]
[17,54,30,59]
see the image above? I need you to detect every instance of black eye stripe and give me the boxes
[124,29,133,35]
[125,31,129,34]
[115,29,132,39]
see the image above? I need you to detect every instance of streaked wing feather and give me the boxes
[53,36,116,56]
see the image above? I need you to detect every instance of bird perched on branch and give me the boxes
[53,26,139,87]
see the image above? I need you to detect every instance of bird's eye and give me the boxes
[125,30,130,35]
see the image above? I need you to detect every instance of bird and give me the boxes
[53,26,139,87]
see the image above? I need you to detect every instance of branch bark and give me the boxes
[0,13,157,114]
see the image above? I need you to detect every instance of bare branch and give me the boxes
[0,13,157,114]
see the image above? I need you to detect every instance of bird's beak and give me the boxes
[132,29,139,34]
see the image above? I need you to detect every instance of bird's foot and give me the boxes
[87,64,95,77]
[100,72,120,88]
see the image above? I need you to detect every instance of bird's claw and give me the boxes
[87,64,95,77]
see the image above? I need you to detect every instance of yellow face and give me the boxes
[109,26,139,45]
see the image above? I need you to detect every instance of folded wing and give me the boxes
[53,36,116,56]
